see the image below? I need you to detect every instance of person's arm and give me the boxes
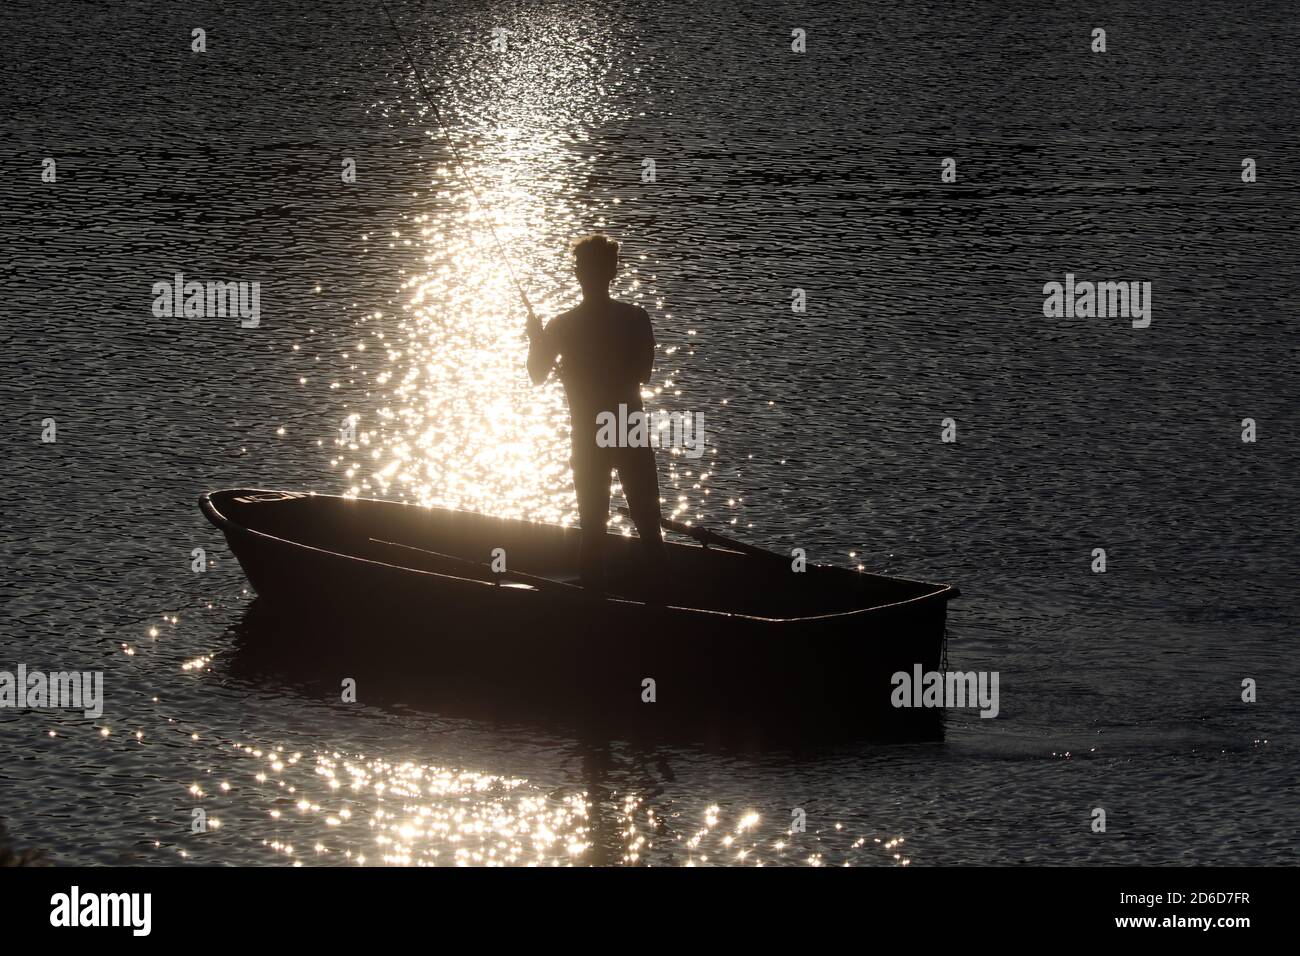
[634,307,655,384]
[526,311,561,385]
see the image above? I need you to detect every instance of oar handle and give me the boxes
[615,509,786,562]
[369,538,589,595]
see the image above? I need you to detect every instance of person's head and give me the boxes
[571,234,619,295]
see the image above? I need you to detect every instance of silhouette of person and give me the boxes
[526,234,668,593]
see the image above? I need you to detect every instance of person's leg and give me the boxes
[572,449,612,591]
[616,446,668,588]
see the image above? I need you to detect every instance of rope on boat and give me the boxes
[376,0,536,319]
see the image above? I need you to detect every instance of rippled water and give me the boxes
[2,0,1297,865]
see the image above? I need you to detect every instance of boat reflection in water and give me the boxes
[225,602,920,866]
[210,488,957,745]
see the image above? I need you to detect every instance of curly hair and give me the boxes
[570,233,619,275]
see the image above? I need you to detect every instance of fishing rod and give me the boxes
[376,0,536,322]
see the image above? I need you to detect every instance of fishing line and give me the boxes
[376,0,535,318]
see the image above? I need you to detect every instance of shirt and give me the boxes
[533,299,655,446]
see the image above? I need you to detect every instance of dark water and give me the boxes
[2,0,1297,865]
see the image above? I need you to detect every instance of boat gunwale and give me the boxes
[200,489,959,625]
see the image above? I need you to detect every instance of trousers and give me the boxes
[571,443,667,591]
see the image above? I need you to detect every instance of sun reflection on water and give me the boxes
[199,742,911,867]
[319,9,716,527]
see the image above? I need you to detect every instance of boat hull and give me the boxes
[203,490,954,741]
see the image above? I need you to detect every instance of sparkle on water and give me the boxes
[180,743,908,868]
[314,12,717,528]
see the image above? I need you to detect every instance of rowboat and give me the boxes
[201,489,958,741]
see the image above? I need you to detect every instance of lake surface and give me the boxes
[2,0,1297,865]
